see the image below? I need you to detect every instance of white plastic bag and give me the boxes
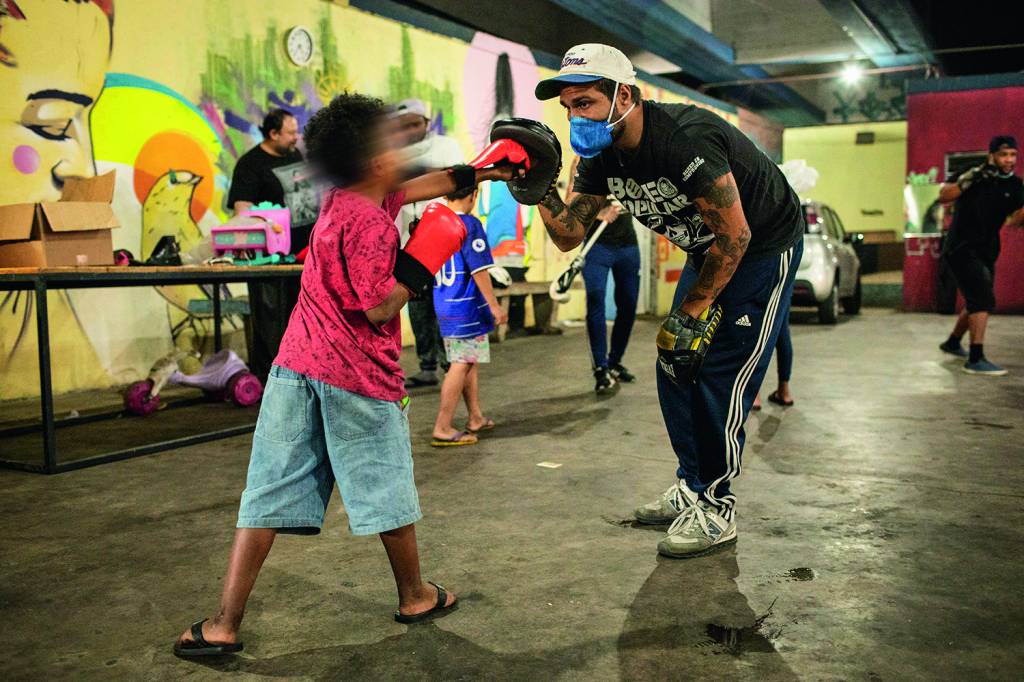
[778,159,819,195]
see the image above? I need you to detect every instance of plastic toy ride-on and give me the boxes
[124,349,263,416]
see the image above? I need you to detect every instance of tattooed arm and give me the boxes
[538,156,607,251]
[538,190,606,251]
[678,172,751,317]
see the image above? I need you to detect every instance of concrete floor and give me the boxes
[2,309,1022,681]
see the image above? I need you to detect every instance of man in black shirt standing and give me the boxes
[535,44,803,558]
[228,110,302,209]
[227,109,305,381]
[937,136,1024,376]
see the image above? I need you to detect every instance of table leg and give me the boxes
[532,293,555,332]
[213,284,222,352]
[34,281,57,474]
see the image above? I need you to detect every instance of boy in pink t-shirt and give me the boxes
[175,94,521,657]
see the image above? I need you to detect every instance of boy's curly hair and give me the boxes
[304,93,387,186]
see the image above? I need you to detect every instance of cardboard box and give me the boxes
[0,172,119,267]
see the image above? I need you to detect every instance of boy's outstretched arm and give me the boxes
[400,140,528,204]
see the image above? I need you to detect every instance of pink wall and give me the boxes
[906,87,1024,176]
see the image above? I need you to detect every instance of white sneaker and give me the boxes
[634,480,698,524]
[657,501,736,558]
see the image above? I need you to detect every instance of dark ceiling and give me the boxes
[908,0,1024,76]
[385,0,1024,124]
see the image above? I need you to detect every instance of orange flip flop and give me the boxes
[430,431,478,447]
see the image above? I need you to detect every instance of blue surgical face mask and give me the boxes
[569,84,636,158]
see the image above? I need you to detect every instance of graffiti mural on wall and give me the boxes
[390,26,455,135]
[0,0,115,397]
[463,34,542,268]
[199,7,349,176]
[92,73,233,368]
[0,0,741,398]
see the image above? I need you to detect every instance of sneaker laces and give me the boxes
[666,482,691,514]
[667,501,712,538]
[663,483,688,509]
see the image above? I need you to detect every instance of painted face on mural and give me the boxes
[0,0,112,204]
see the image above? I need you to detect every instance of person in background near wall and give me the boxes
[751,319,794,410]
[228,109,303,229]
[393,99,465,388]
[227,109,305,382]
[937,135,1024,376]
[568,157,641,394]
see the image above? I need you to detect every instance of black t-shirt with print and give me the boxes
[945,169,1024,262]
[227,145,304,212]
[574,101,802,261]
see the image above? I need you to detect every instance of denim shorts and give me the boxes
[237,365,421,536]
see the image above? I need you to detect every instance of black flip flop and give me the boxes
[173,619,243,658]
[394,582,458,624]
[768,391,794,407]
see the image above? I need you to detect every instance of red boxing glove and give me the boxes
[469,138,531,171]
[394,202,466,297]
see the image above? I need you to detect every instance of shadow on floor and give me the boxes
[618,549,800,680]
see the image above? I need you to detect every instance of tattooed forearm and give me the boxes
[680,172,751,313]
[703,180,739,209]
[682,229,750,308]
[539,190,604,251]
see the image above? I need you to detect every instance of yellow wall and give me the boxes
[783,121,907,234]
[0,0,733,398]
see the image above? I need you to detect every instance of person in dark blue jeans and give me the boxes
[582,204,641,393]
[534,45,806,557]
[654,239,802,544]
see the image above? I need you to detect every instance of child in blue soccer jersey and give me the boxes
[430,187,508,447]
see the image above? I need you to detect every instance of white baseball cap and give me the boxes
[391,98,428,119]
[535,44,637,100]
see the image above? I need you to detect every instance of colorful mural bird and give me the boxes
[142,169,220,362]
[141,169,204,260]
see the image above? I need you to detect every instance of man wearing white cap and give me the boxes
[535,44,804,558]
[392,99,466,387]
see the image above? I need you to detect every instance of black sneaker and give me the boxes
[610,364,636,383]
[938,339,967,357]
[594,367,617,393]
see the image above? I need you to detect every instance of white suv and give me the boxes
[792,201,862,324]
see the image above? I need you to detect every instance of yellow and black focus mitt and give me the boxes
[656,305,723,385]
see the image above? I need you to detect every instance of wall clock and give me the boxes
[285,26,314,66]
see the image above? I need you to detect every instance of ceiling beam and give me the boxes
[817,0,928,67]
[547,0,824,123]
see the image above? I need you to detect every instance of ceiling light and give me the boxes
[841,64,864,85]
